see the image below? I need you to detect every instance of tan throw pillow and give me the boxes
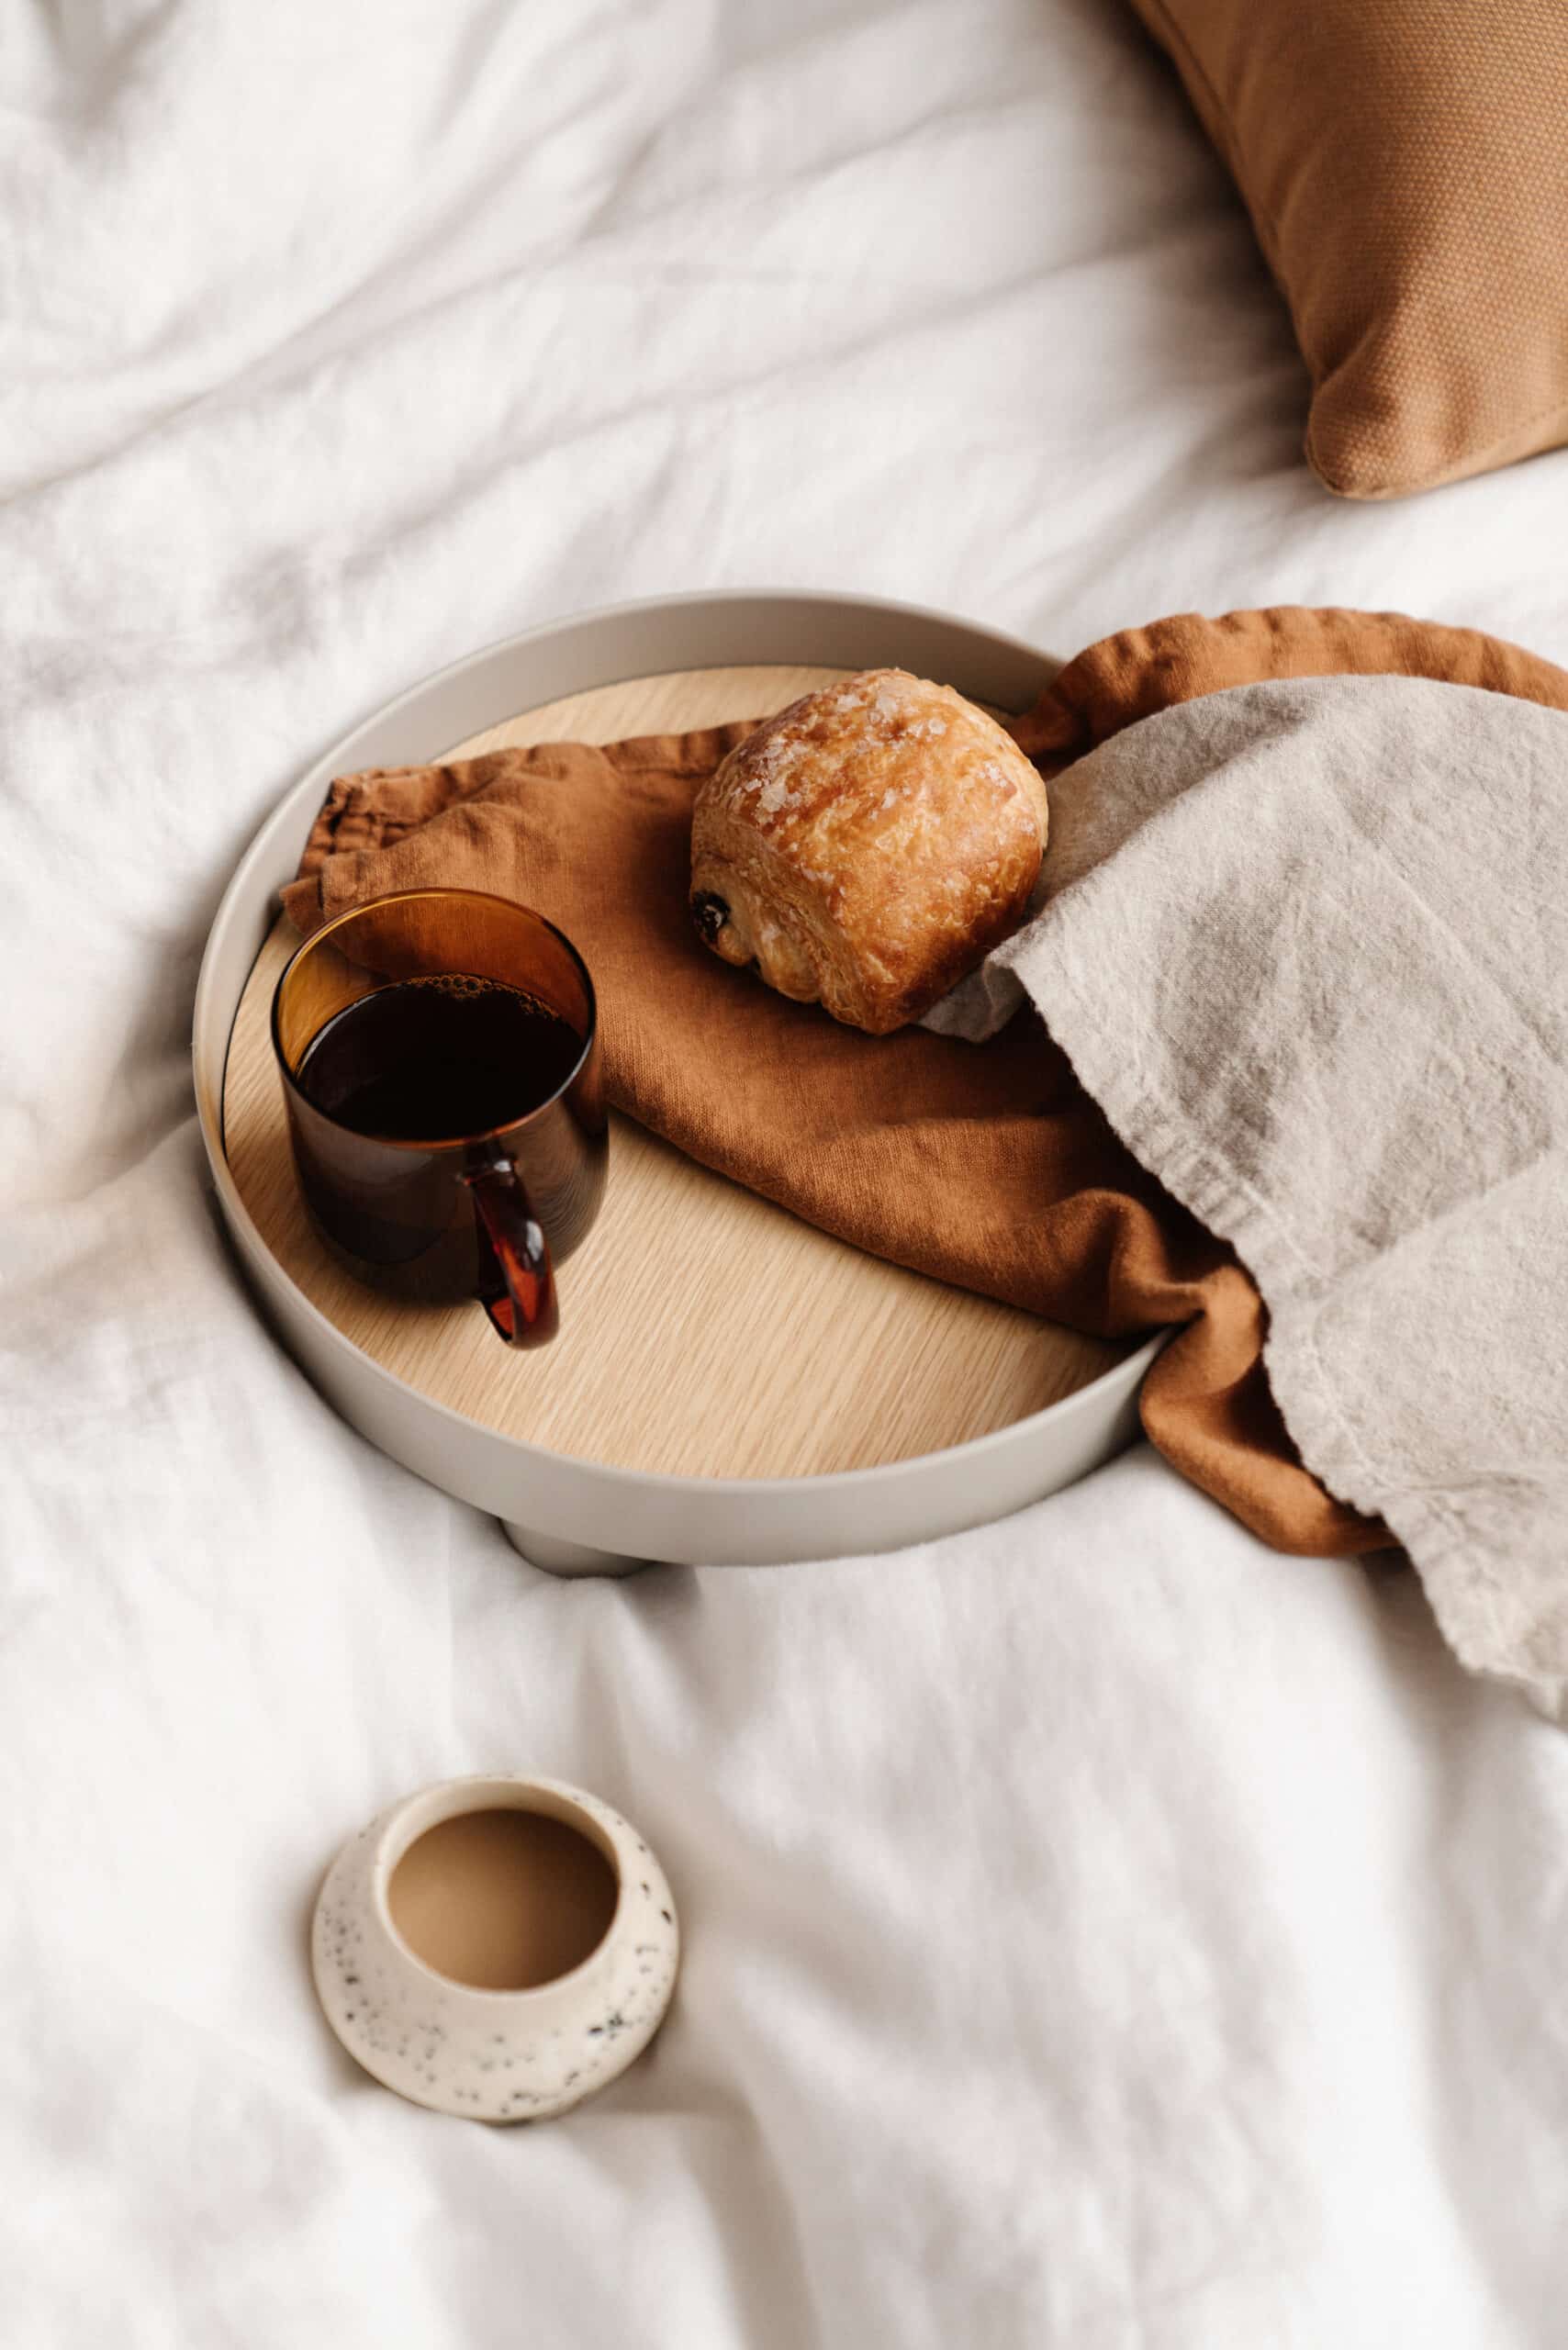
[1128,0,1568,499]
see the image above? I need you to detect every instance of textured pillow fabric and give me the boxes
[1128,0,1568,499]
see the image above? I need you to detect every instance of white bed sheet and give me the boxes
[5,2,1568,2343]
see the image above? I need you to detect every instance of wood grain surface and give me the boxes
[222,663,1127,1479]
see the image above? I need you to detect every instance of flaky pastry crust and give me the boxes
[689,668,1047,1034]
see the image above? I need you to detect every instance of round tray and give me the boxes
[195,591,1161,1572]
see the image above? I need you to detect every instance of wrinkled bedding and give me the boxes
[6,3,1568,2343]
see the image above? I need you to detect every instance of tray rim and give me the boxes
[194,588,1164,1561]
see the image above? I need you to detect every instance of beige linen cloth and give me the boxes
[950,673,1568,1704]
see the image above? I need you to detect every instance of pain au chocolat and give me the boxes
[689,668,1047,1035]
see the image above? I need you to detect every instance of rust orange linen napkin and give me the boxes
[282,608,1568,1556]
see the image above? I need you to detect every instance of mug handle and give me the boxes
[462,1155,559,1348]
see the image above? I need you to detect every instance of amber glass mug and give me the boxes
[272,889,607,1347]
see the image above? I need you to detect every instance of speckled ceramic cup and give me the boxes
[312,1774,678,2121]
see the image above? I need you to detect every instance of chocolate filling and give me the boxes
[690,890,730,944]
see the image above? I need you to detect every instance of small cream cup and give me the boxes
[312,1774,678,2121]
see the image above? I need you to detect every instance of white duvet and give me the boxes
[6,3,1568,2343]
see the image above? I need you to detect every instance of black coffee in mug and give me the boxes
[272,890,608,1348]
[297,973,583,1141]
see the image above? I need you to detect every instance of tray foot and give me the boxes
[500,1521,655,1578]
